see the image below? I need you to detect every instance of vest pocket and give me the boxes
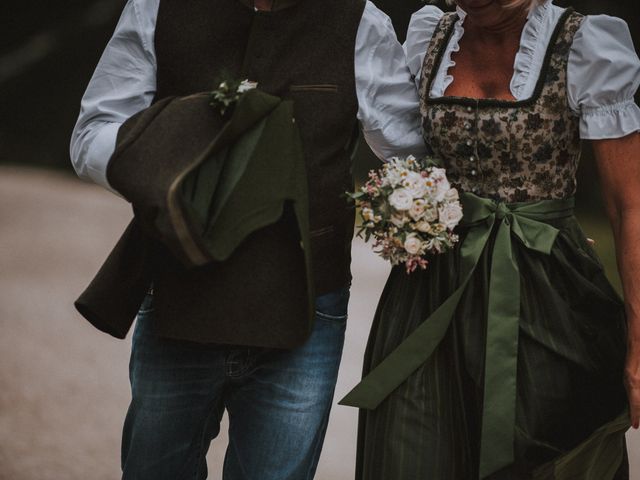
[289,84,339,93]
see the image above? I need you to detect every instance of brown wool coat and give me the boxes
[76,91,315,348]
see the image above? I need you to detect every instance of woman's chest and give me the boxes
[444,40,519,101]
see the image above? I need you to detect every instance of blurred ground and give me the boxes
[0,165,637,479]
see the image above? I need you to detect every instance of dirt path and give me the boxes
[0,166,637,479]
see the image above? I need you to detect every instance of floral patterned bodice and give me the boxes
[419,10,585,202]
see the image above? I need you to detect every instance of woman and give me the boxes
[341,0,640,478]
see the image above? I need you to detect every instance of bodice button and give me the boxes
[466,106,473,113]
[469,156,475,162]
[464,123,471,130]
[471,169,477,176]
[466,140,473,146]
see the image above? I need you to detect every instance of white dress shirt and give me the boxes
[404,1,640,140]
[70,0,427,192]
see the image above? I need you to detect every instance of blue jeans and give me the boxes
[121,287,350,480]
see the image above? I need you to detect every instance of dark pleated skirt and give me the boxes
[356,216,629,479]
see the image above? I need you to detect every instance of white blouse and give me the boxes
[404,0,640,140]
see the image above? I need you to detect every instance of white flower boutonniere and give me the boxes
[210,78,258,115]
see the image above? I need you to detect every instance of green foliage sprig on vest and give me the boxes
[209,76,258,116]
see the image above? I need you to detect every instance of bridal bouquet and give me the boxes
[349,156,462,273]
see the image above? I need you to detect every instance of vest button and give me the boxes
[466,140,473,146]
[471,169,477,176]
[466,106,473,113]
[464,122,471,130]
[469,156,475,162]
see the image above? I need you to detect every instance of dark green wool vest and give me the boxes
[147,0,365,343]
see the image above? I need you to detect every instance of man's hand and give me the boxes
[625,356,640,429]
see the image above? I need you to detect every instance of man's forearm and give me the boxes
[70,121,121,193]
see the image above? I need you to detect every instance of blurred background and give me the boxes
[0,0,638,479]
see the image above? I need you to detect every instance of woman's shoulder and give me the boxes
[407,5,444,37]
[404,6,448,78]
[568,12,639,86]
[565,12,640,139]
[571,13,636,53]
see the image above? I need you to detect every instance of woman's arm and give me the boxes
[593,132,640,429]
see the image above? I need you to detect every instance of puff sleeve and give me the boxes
[403,6,445,88]
[567,15,640,140]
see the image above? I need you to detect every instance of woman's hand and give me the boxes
[625,344,640,428]
[593,132,640,428]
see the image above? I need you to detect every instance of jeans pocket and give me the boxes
[137,292,155,315]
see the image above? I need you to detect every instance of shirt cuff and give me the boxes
[580,100,640,140]
[362,126,428,161]
[85,122,121,193]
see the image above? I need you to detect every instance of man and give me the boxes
[70,0,426,478]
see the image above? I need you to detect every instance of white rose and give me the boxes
[438,203,464,230]
[388,188,414,211]
[422,205,438,222]
[403,171,428,199]
[404,234,423,255]
[444,188,459,202]
[409,199,427,221]
[430,168,451,202]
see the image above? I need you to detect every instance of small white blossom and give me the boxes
[426,237,445,253]
[430,168,451,202]
[237,80,258,93]
[390,214,409,227]
[423,205,439,222]
[362,207,375,222]
[403,171,428,199]
[414,220,432,233]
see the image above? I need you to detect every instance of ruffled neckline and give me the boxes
[430,0,554,99]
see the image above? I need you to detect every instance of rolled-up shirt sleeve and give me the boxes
[70,0,158,192]
[355,1,427,161]
[568,15,640,140]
